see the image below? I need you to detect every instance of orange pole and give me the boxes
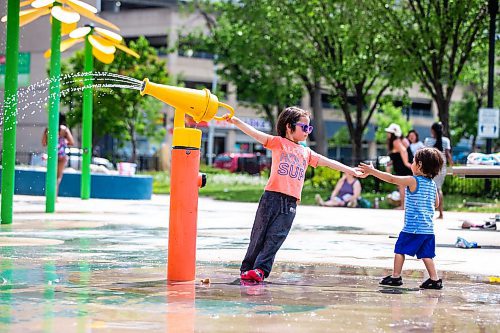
[167,147,201,281]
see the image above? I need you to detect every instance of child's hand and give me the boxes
[222,113,236,124]
[353,167,368,178]
[358,162,375,176]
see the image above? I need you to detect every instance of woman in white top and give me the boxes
[407,129,424,156]
[424,122,453,219]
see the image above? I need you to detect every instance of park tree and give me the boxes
[60,36,170,162]
[375,101,412,144]
[275,0,410,163]
[450,41,500,149]
[376,0,490,137]
[182,1,303,135]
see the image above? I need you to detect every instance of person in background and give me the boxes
[42,113,75,199]
[315,173,362,207]
[407,129,425,156]
[385,123,412,209]
[424,122,453,219]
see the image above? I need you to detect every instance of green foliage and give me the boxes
[443,176,499,198]
[60,36,170,161]
[180,1,304,129]
[451,40,500,147]
[375,0,490,135]
[306,167,342,189]
[375,102,411,144]
[449,95,479,146]
[329,126,351,146]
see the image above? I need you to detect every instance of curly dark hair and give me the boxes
[414,147,444,178]
[276,106,310,138]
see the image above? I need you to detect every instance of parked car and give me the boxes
[213,153,269,175]
[33,148,114,170]
[66,148,115,170]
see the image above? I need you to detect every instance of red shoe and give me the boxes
[246,268,265,282]
[240,271,252,280]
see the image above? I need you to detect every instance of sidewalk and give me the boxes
[3,194,499,277]
[1,194,499,332]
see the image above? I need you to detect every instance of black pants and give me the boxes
[240,191,297,278]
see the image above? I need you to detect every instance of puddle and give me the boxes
[0,222,499,332]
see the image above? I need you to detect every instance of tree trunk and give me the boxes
[435,95,451,138]
[129,125,137,163]
[311,80,327,155]
[263,105,276,134]
[351,128,363,166]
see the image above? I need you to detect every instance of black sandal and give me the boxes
[420,278,443,289]
[379,275,403,286]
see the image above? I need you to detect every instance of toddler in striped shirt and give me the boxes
[359,147,444,289]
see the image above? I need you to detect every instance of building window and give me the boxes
[101,0,173,11]
[394,99,432,118]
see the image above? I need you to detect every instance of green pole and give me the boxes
[81,35,93,200]
[45,15,62,213]
[0,0,21,224]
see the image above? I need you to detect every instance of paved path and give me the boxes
[4,194,499,277]
[1,195,499,332]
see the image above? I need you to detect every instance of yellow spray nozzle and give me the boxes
[140,78,234,123]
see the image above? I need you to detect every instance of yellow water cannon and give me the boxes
[141,79,233,134]
[139,78,235,281]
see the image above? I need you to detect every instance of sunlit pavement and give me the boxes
[0,195,499,332]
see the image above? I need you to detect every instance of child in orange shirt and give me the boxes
[223,106,362,282]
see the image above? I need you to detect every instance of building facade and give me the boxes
[0,0,463,167]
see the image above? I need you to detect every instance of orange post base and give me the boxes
[167,147,200,281]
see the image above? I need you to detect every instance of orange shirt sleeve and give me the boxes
[264,136,281,149]
[308,148,320,168]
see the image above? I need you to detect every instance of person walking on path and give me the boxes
[424,122,453,219]
[358,147,444,289]
[385,123,412,209]
[42,113,75,199]
[222,106,362,283]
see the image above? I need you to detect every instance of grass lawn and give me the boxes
[146,171,499,213]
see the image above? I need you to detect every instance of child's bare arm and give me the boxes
[223,115,272,145]
[317,156,363,177]
[435,188,440,208]
[358,162,416,190]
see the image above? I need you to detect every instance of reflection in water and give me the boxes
[43,261,57,333]
[77,238,91,333]
[0,222,498,332]
[0,247,13,328]
[166,282,195,333]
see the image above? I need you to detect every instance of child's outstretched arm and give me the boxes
[358,162,416,190]
[317,156,363,177]
[222,114,273,145]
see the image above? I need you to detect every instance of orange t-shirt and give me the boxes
[264,136,320,201]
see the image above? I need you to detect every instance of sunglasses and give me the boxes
[294,122,314,134]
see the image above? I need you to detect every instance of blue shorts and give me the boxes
[394,232,435,259]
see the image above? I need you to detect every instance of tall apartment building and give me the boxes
[1,0,459,166]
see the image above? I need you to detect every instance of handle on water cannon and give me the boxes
[213,102,235,121]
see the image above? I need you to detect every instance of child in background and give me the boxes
[223,107,362,282]
[358,147,444,289]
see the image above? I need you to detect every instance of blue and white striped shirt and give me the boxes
[403,176,437,234]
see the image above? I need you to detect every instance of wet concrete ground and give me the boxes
[0,195,499,332]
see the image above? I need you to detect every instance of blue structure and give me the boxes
[0,169,153,200]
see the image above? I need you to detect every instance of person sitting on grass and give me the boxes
[358,147,444,289]
[315,173,362,207]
